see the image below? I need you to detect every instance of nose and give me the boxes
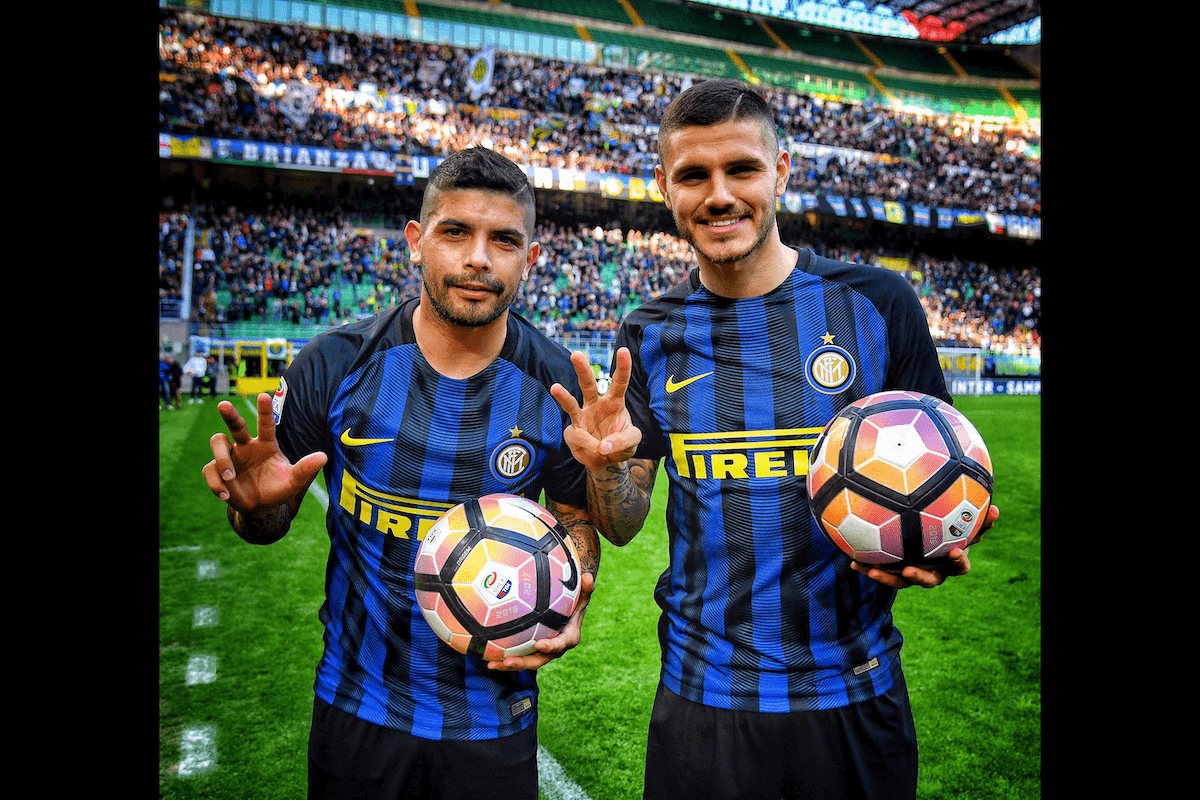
[465,233,492,271]
[704,173,736,211]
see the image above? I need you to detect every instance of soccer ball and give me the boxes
[806,390,994,570]
[413,493,581,660]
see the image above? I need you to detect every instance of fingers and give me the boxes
[566,572,595,618]
[203,430,242,503]
[851,561,913,589]
[606,347,633,400]
[979,504,999,532]
[970,504,1000,546]
[253,392,277,444]
[487,635,570,671]
[569,350,600,404]
[550,382,582,422]
[487,651,555,672]
[291,451,329,492]
[851,558,960,589]
[599,425,641,459]
[201,456,231,502]
[218,399,252,445]
[206,424,238,500]
[901,564,951,589]
[486,573,595,672]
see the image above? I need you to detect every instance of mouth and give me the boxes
[700,216,747,232]
[446,278,502,296]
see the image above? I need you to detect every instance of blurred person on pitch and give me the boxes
[203,146,600,800]
[159,354,175,410]
[184,351,208,404]
[552,79,1000,800]
[167,354,184,410]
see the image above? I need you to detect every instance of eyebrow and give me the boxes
[435,217,526,244]
[670,154,766,179]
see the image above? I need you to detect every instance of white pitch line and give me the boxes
[255,400,589,799]
[197,560,220,580]
[538,745,594,800]
[193,606,219,627]
[186,654,217,685]
[177,725,218,777]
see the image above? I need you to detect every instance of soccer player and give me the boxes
[203,146,601,800]
[551,79,999,800]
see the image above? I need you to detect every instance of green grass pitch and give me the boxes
[159,394,1040,799]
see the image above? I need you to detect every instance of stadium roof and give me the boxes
[865,0,1041,44]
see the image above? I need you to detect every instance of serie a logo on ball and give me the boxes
[413,493,580,660]
[806,390,994,569]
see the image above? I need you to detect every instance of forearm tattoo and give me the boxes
[227,502,296,545]
[586,459,655,546]
[545,499,601,579]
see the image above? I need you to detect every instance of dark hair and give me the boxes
[420,146,536,231]
[656,79,779,161]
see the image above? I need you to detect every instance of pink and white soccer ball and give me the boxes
[807,390,994,570]
[413,493,581,660]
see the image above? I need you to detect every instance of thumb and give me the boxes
[291,451,328,492]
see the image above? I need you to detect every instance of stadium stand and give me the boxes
[158,3,1040,375]
[157,12,1039,212]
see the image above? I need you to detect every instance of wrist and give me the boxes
[587,461,629,483]
[227,504,274,524]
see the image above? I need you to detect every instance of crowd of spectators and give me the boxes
[158,9,1040,363]
[158,10,1040,218]
[162,202,1040,358]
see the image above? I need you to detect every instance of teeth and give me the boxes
[707,219,739,228]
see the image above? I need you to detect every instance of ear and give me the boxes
[404,219,422,263]
[524,241,540,280]
[775,149,791,197]
[655,164,672,211]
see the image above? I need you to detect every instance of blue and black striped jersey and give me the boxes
[273,298,587,740]
[615,249,950,713]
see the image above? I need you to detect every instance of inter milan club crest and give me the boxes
[804,333,856,394]
[489,426,534,483]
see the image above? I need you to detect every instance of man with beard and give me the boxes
[551,79,999,800]
[203,146,600,800]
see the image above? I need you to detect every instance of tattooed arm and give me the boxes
[546,497,602,580]
[584,457,658,546]
[551,347,656,546]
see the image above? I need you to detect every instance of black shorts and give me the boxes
[307,696,538,800]
[643,674,918,800]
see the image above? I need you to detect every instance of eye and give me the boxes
[494,234,521,248]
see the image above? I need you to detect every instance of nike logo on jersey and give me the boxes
[665,371,713,393]
[340,428,395,447]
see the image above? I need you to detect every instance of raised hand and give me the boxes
[551,347,642,470]
[202,392,327,519]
